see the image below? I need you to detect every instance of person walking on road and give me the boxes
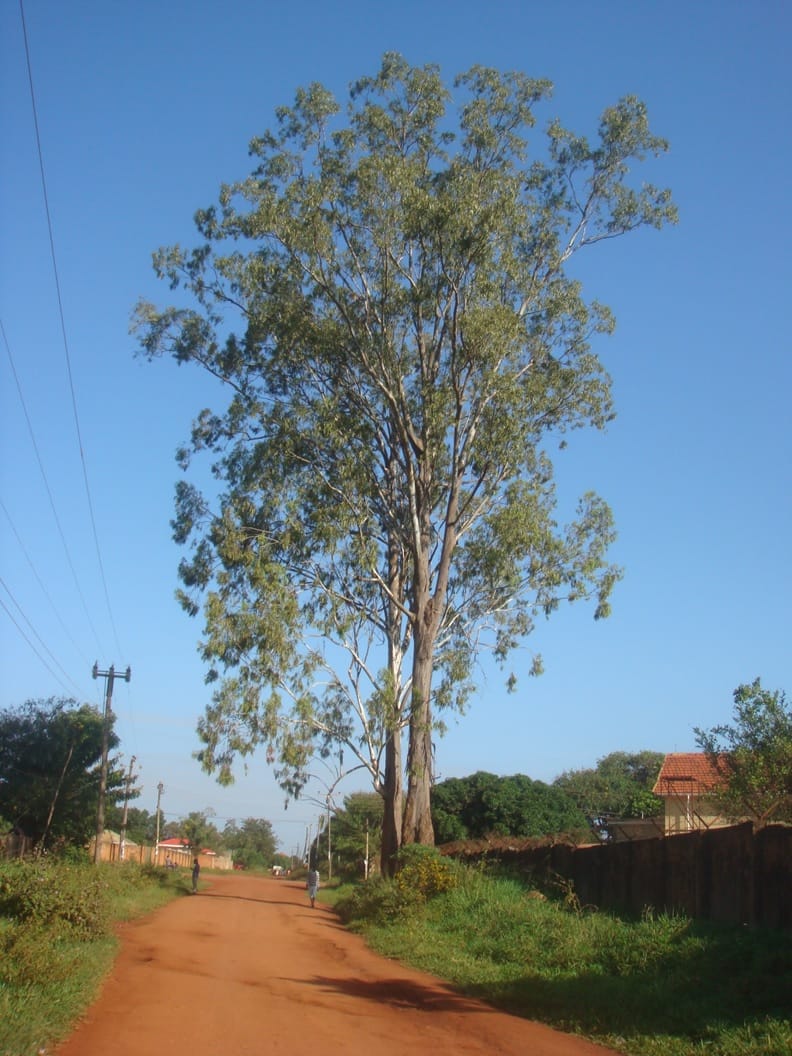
[191,857,200,894]
[306,867,320,908]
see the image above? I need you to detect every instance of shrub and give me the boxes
[55,843,92,865]
[336,877,418,926]
[0,923,72,985]
[394,845,459,901]
[0,859,110,938]
[334,848,460,930]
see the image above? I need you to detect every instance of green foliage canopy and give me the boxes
[0,697,126,849]
[696,678,792,824]
[431,771,587,843]
[181,810,222,854]
[315,791,383,877]
[103,805,156,846]
[223,816,278,868]
[553,750,664,830]
[133,53,676,855]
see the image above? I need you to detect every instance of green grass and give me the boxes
[2,856,788,1056]
[334,863,792,1056]
[0,857,187,1056]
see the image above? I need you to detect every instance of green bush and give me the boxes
[395,844,459,900]
[0,858,110,938]
[336,876,419,925]
[336,847,462,928]
[0,923,73,986]
[55,843,92,865]
[0,858,184,1056]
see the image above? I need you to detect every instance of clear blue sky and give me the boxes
[2,1,790,854]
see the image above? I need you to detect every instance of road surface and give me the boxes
[53,872,617,1056]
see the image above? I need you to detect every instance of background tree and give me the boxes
[695,678,792,825]
[104,804,156,845]
[432,771,587,843]
[315,791,383,878]
[428,776,470,843]
[0,697,128,850]
[222,816,278,868]
[134,54,675,867]
[161,818,184,840]
[553,750,664,837]
[181,810,222,854]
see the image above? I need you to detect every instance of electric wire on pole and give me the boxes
[92,661,131,863]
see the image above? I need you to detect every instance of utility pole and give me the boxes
[303,823,312,865]
[364,816,369,880]
[92,662,131,864]
[154,781,164,865]
[326,795,332,880]
[118,755,136,861]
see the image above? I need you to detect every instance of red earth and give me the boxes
[53,872,617,1056]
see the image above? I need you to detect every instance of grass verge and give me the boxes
[0,857,187,1056]
[332,856,792,1056]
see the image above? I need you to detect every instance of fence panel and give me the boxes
[444,822,791,930]
[0,833,33,859]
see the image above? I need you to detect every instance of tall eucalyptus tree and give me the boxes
[134,54,675,865]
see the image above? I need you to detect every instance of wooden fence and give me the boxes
[444,821,791,930]
[0,833,33,859]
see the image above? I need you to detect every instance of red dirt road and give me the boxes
[54,873,616,1056]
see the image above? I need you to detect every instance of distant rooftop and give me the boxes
[653,752,727,795]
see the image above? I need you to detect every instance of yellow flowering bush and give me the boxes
[394,845,458,901]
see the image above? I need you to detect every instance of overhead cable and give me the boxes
[1,319,104,658]
[0,574,82,695]
[18,0,125,662]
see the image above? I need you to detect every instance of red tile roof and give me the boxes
[653,753,728,796]
[158,837,216,855]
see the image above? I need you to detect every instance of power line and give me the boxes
[0,496,92,671]
[158,809,314,825]
[0,594,72,694]
[18,0,124,662]
[0,574,82,695]
[1,319,105,658]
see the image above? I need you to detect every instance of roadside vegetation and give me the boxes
[331,846,792,1056]
[2,846,789,1056]
[0,855,187,1056]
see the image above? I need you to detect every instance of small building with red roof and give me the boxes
[653,752,730,834]
[156,837,222,870]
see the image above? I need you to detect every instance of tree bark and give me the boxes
[402,604,436,846]
[380,495,408,872]
[380,728,403,876]
[401,456,459,847]
[401,699,435,844]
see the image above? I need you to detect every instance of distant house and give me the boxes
[653,753,729,834]
[158,837,191,850]
[157,837,223,870]
[88,829,140,864]
[157,837,191,868]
